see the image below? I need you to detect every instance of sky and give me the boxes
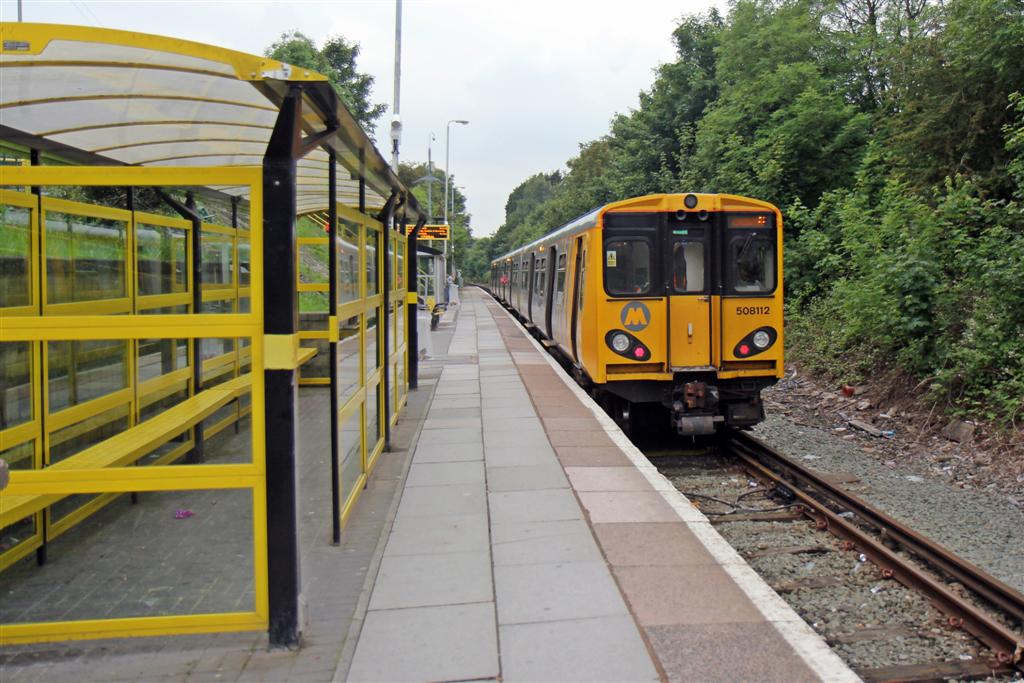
[1,0,726,234]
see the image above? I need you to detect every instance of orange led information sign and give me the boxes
[726,213,772,229]
[419,224,451,241]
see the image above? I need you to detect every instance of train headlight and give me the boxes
[610,332,631,353]
[753,330,771,349]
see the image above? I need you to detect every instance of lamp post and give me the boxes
[427,132,435,222]
[443,119,468,276]
[451,185,465,281]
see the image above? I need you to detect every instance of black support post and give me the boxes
[327,150,341,545]
[380,195,398,453]
[30,149,47,568]
[185,193,204,464]
[263,86,304,648]
[406,219,425,390]
[156,189,204,463]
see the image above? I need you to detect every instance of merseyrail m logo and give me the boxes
[620,302,651,332]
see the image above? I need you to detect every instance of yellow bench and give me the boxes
[0,373,253,531]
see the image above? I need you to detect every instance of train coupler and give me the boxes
[673,413,722,436]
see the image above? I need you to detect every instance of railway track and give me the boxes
[656,432,1024,682]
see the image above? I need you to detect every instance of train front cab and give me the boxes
[589,194,784,435]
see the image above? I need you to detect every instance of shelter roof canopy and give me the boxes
[0,22,419,220]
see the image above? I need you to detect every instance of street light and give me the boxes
[426,132,436,222]
[443,119,468,280]
[443,119,468,227]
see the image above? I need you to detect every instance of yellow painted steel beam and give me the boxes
[0,611,265,646]
[0,314,258,341]
[5,464,262,496]
[0,165,262,188]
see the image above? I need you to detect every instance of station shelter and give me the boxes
[0,23,428,647]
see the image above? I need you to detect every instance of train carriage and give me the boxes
[490,193,783,436]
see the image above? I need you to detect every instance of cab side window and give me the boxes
[604,239,651,296]
[726,233,775,293]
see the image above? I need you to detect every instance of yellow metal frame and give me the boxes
[0,165,268,644]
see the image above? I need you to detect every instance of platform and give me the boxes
[342,288,856,683]
[0,288,858,682]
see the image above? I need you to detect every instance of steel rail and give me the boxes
[728,432,1024,669]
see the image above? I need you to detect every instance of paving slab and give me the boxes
[411,441,484,463]
[565,466,656,491]
[484,442,557,467]
[592,522,720,566]
[394,482,488,520]
[646,622,821,683]
[491,519,604,566]
[500,616,661,683]
[386,514,490,556]
[494,561,626,625]
[347,602,499,683]
[367,551,493,610]
[486,463,569,492]
[489,489,583,525]
[404,461,485,487]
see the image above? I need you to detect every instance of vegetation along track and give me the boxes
[654,431,1024,682]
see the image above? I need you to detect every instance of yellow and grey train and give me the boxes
[489,193,784,436]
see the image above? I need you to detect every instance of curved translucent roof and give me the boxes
[0,23,419,219]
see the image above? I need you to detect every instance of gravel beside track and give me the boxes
[659,454,1022,680]
[751,415,1024,596]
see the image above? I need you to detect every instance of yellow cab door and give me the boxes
[667,222,712,368]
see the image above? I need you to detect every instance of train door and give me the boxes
[569,236,585,362]
[667,218,712,368]
[527,252,536,321]
[544,246,556,338]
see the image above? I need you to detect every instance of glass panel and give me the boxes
[49,403,130,522]
[671,240,705,293]
[299,292,328,314]
[238,238,251,287]
[339,408,362,506]
[728,233,775,293]
[338,314,361,406]
[0,443,37,559]
[396,240,405,292]
[45,211,126,304]
[136,222,187,297]
[338,220,360,304]
[604,239,651,296]
[0,203,31,308]
[298,242,328,284]
[0,488,255,622]
[299,338,329,380]
[199,300,235,382]
[0,342,32,430]
[47,340,128,412]
[366,228,379,297]
[200,232,233,286]
[367,383,380,448]
[366,308,379,379]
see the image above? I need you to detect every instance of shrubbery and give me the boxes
[473,0,1024,426]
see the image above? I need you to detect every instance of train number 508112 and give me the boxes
[736,306,771,315]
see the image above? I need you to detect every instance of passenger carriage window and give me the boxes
[671,240,705,294]
[726,233,775,294]
[555,253,567,293]
[604,239,651,296]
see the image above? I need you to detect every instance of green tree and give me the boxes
[266,30,387,135]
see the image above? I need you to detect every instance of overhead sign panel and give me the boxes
[419,224,450,241]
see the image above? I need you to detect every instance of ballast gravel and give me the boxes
[659,452,1017,678]
[751,414,1024,596]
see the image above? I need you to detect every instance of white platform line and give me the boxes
[486,295,861,683]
